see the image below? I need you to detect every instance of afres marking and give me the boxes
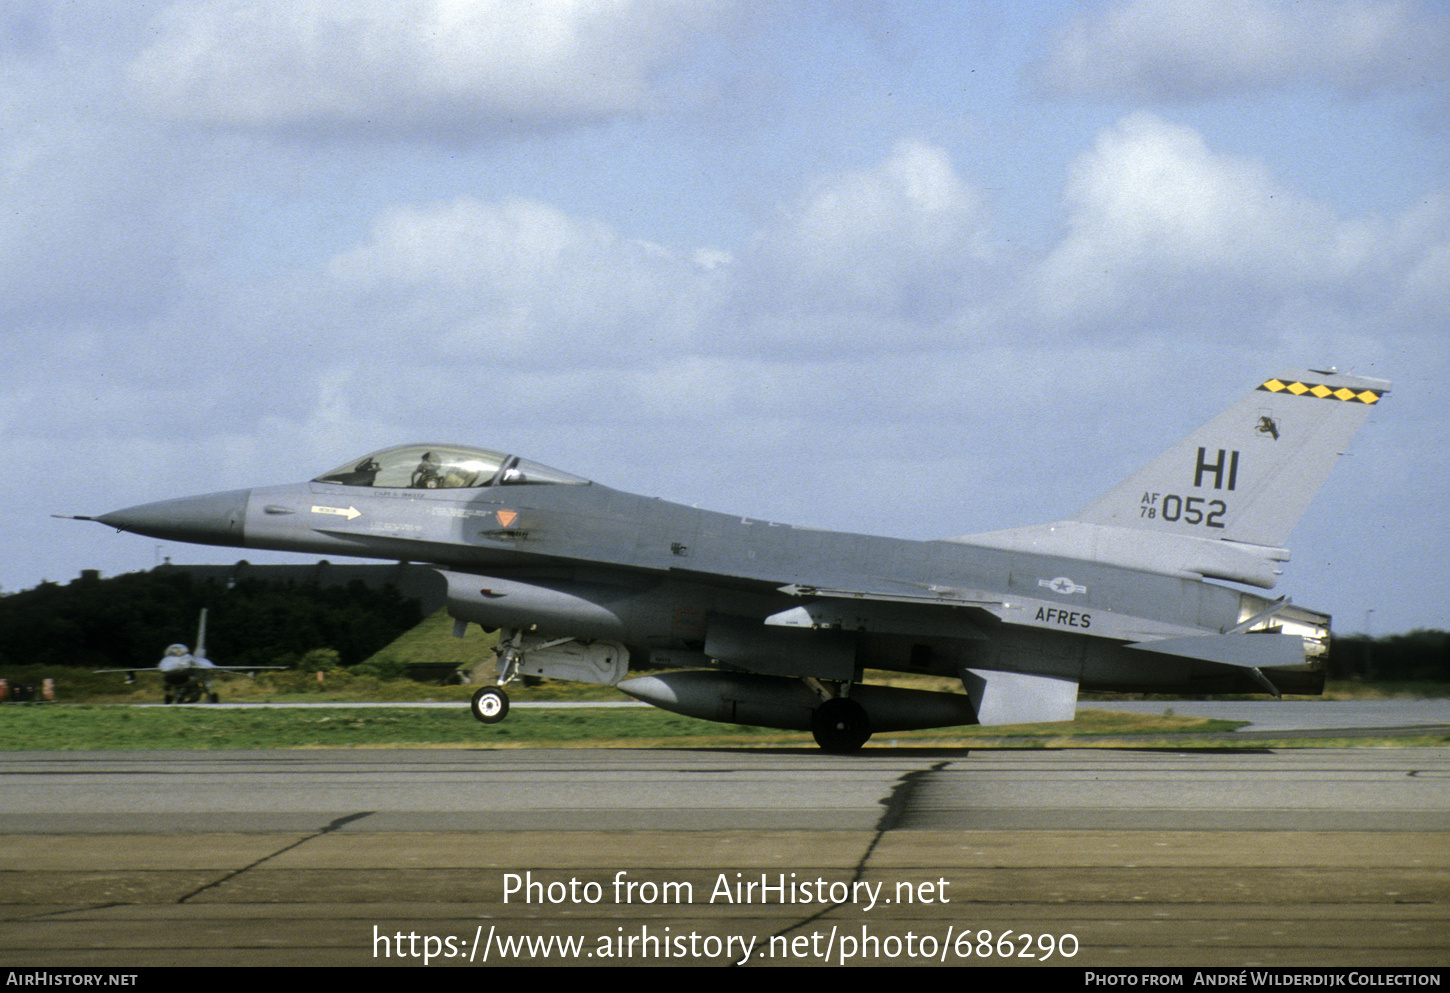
[1034,606,1091,629]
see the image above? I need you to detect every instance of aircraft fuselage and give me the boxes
[104,474,1286,695]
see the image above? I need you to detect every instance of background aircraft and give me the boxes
[95,608,285,703]
[74,369,1387,748]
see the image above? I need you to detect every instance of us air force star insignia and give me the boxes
[1040,576,1086,595]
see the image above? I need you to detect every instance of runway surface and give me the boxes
[2,746,1447,967]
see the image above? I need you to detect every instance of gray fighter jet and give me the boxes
[95,608,285,703]
[73,370,1387,749]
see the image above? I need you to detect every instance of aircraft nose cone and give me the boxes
[96,489,251,546]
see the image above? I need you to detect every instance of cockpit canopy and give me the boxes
[314,444,589,489]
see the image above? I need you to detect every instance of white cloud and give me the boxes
[127,0,735,134]
[1031,113,1446,334]
[752,140,995,321]
[325,196,729,357]
[1391,195,1450,320]
[1039,0,1448,99]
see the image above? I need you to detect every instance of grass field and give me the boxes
[2,697,1445,750]
[0,701,1261,750]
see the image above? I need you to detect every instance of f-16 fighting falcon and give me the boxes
[70,369,1388,749]
[94,608,286,703]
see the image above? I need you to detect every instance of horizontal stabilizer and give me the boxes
[1126,633,1306,670]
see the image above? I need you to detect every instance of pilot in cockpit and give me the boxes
[411,452,443,488]
[314,444,587,489]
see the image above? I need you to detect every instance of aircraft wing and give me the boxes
[94,665,288,673]
[196,665,289,671]
[766,583,1002,640]
[767,580,1311,683]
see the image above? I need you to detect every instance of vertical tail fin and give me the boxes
[1074,369,1388,549]
[195,608,208,660]
[955,369,1389,588]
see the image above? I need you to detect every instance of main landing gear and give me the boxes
[164,680,219,704]
[810,693,871,753]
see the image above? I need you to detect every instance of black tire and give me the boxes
[471,686,510,724]
[811,697,871,752]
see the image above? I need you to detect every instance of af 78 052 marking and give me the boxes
[1141,492,1228,527]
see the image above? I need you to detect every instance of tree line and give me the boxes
[0,569,423,670]
[1326,629,1449,683]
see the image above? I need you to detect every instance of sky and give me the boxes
[5,0,1446,636]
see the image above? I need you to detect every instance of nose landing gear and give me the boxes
[470,685,510,724]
